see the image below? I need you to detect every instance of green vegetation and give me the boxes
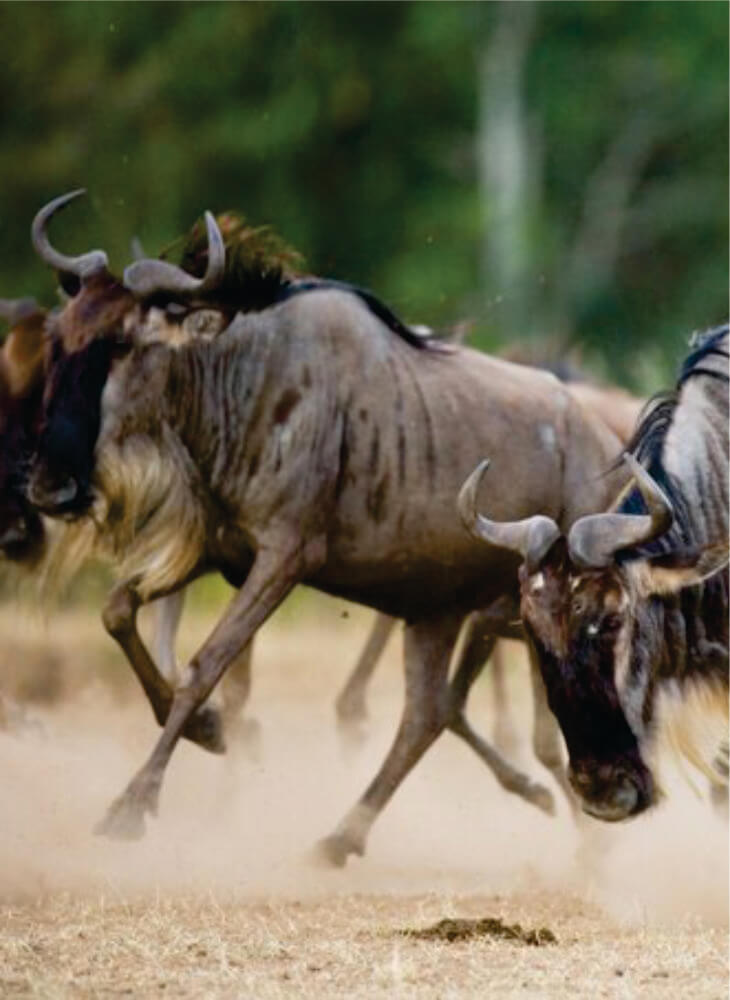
[0,1,726,388]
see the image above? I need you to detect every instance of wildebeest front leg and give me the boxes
[446,619,554,815]
[95,542,311,840]
[317,613,462,867]
[335,612,396,746]
[102,584,224,754]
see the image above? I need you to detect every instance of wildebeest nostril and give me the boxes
[27,473,78,512]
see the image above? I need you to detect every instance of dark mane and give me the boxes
[165,212,440,352]
[618,323,729,562]
[678,322,730,387]
[166,211,302,311]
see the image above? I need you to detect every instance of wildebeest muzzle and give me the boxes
[568,755,654,822]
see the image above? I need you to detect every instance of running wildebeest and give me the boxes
[459,324,729,821]
[0,295,257,735]
[0,212,548,809]
[0,297,48,565]
[19,194,558,813]
[28,192,632,864]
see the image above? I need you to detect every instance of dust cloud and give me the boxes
[0,601,727,929]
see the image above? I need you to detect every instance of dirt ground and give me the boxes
[0,592,727,999]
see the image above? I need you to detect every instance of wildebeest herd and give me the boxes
[1,190,727,866]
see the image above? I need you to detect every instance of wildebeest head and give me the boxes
[26,191,226,518]
[458,456,728,821]
[0,298,48,563]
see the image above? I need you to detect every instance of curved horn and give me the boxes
[31,190,109,278]
[567,453,674,569]
[123,211,225,298]
[0,298,42,325]
[458,459,562,572]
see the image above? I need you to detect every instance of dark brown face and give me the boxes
[27,274,133,518]
[519,540,655,822]
[0,325,47,564]
[0,388,45,562]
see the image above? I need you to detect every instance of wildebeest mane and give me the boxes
[169,211,303,311]
[617,323,729,564]
[165,212,439,351]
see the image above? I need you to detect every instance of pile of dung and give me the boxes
[398,916,557,946]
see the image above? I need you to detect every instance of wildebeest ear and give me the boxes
[636,542,729,596]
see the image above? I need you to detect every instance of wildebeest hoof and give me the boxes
[93,793,150,840]
[94,804,146,841]
[93,771,162,841]
[182,706,226,754]
[312,832,364,869]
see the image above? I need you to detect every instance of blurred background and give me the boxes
[0,0,726,389]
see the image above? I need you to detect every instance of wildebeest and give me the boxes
[17,194,556,811]
[0,209,541,811]
[459,324,729,822]
[28,192,632,863]
[0,293,258,738]
[0,297,48,565]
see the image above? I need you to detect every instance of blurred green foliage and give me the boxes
[0,1,726,389]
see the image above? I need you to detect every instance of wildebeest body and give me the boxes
[96,292,616,619]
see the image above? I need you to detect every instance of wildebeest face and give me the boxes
[0,388,45,562]
[0,310,47,563]
[27,276,134,518]
[519,543,655,821]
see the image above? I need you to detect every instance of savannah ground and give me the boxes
[0,588,727,998]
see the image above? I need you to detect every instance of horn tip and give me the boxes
[457,458,491,527]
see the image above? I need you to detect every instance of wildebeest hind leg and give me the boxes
[316,612,462,867]
[446,619,554,815]
[335,612,397,747]
[102,583,225,755]
[95,541,309,840]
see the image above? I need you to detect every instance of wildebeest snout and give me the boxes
[26,460,82,517]
[568,758,654,822]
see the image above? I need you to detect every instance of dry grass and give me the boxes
[0,592,727,998]
[1,891,727,1000]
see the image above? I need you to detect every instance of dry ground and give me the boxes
[0,591,727,999]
